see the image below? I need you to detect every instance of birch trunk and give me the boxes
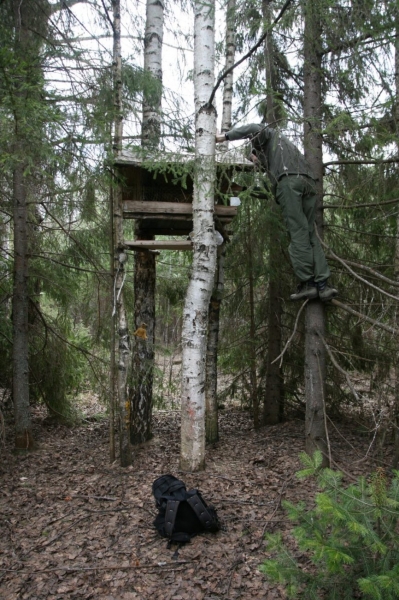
[221,0,236,137]
[205,247,225,443]
[205,0,236,443]
[142,0,164,145]
[112,0,131,466]
[180,0,217,472]
[303,0,329,466]
[130,0,164,444]
[262,0,283,425]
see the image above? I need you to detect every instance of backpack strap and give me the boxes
[187,493,215,530]
[164,499,180,538]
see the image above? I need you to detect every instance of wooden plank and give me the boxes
[124,240,193,251]
[123,200,237,217]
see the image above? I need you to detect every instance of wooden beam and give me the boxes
[123,200,238,218]
[124,240,193,250]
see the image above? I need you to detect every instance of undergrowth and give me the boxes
[260,451,399,599]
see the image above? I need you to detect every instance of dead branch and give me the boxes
[271,299,308,366]
[317,333,360,402]
[330,299,397,335]
[315,227,399,302]
[324,196,399,210]
[0,561,193,575]
[317,354,332,467]
[331,257,399,289]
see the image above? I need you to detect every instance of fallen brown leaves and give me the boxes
[0,408,388,599]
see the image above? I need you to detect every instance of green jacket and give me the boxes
[225,124,315,190]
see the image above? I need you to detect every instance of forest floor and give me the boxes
[0,399,394,600]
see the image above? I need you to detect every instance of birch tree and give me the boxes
[180,0,217,471]
[205,0,236,443]
[112,0,132,466]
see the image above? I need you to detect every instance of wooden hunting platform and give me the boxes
[115,149,253,249]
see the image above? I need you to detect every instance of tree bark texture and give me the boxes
[142,0,164,145]
[180,0,217,472]
[112,0,132,466]
[221,0,236,136]
[130,0,164,444]
[131,247,155,443]
[392,12,399,469]
[205,247,225,443]
[10,0,46,450]
[262,0,283,425]
[205,0,236,443]
[12,151,33,450]
[263,209,283,425]
[303,0,329,466]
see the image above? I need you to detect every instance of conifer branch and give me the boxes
[315,227,399,302]
[206,0,294,108]
[330,299,397,335]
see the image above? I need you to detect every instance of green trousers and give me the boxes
[275,175,330,283]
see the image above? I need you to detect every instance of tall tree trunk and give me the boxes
[205,0,236,443]
[131,246,155,443]
[246,203,259,428]
[112,0,131,466]
[180,0,217,472]
[130,0,164,444]
[392,10,399,469]
[220,0,236,137]
[205,246,225,443]
[11,0,39,450]
[12,148,33,450]
[303,0,329,466]
[262,0,283,425]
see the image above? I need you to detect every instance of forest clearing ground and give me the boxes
[0,403,393,600]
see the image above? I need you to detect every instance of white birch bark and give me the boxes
[180,0,217,472]
[112,0,132,466]
[142,0,164,145]
[221,0,236,137]
[205,0,236,443]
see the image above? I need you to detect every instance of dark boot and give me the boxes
[318,280,338,302]
[290,280,318,301]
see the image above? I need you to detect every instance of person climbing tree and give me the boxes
[216,124,338,302]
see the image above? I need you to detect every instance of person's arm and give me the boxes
[215,124,264,144]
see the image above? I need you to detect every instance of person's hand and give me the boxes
[215,133,226,143]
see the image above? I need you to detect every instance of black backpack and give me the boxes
[152,474,220,544]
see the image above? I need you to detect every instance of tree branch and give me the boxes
[330,299,397,335]
[324,197,399,210]
[271,298,308,367]
[206,0,294,108]
[317,332,360,402]
[315,227,399,302]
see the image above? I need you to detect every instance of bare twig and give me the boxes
[317,354,332,468]
[315,227,399,302]
[324,196,399,210]
[330,299,397,335]
[271,299,308,366]
[207,0,294,107]
[317,333,360,402]
[330,257,399,289]
[0,561,193,575]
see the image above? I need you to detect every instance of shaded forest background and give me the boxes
[1,0,399,463]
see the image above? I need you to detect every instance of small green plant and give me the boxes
[260,451,399,599]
